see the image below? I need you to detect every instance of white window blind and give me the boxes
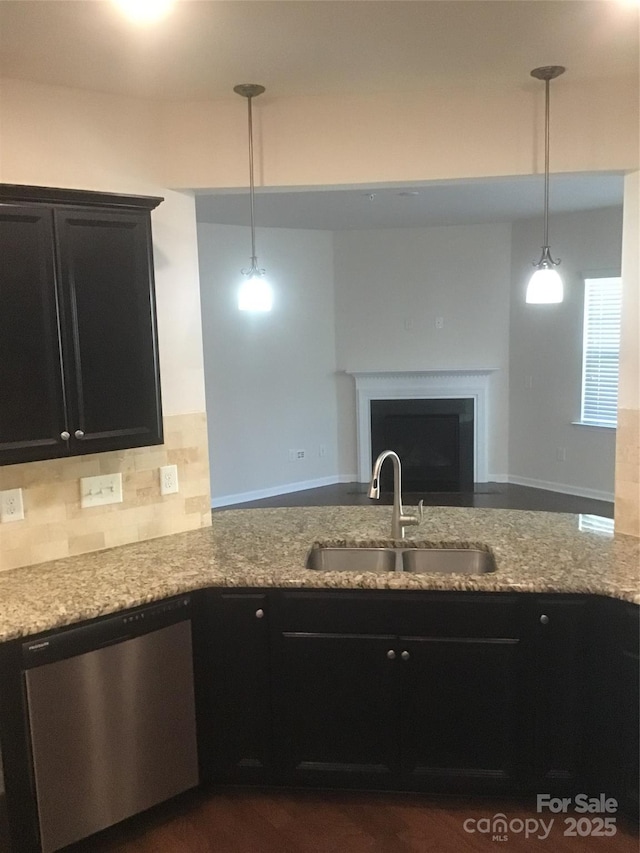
[581,277,622,428]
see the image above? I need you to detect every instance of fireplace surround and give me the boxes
[349,370,497,485]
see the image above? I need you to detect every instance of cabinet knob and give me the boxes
[74,429,85,439]
[60,431,70,441]
[540,614,549,625]
[255,609,264,619]
[386,650,396,660]
[401,650,410,661]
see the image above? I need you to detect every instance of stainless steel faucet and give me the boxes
[368,450,423,539]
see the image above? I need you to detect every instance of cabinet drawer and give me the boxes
[396,594,523,638]
[275,590,396,634]
[274,590,523,638]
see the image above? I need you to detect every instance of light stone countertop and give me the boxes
[0,506,638,643]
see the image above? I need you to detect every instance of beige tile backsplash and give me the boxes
[0,413,211,571]
[615,407,640,539]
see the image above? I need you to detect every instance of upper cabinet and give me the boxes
[0,185,164,466]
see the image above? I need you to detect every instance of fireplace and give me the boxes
[370,398,474,492]
[349,370,496,485]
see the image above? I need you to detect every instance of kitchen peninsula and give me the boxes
[0,506,638,852]
[0,505,638,641]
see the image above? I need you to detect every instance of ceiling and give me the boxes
[0,1,638,101]
[1,1,634,230]
[195,173,624,230]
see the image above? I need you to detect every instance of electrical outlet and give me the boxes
[319,444,327,458]
[556,447,567,462]
[296,449,306,460]
[81,474,123,508]
[288,449,296,462]
[160,464,179,495]
[1,488,24,523]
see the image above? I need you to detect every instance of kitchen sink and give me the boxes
[306,544,496,575]
[306,547,397,573]
[401,547,495,574]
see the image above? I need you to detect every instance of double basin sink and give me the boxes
[306,543,496,575]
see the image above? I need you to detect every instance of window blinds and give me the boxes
[581,277,622,428]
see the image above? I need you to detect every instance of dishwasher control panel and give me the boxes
[22,594,192,668]
[122,597,190,625]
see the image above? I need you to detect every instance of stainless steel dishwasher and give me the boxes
[21,595,199,853]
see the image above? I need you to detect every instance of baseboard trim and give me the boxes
[211,474,358,508]
[490,473,509,484]
[508,475,614,503]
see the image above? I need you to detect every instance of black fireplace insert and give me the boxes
[370,397,474,492]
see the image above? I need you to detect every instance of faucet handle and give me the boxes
[400,500,422,529]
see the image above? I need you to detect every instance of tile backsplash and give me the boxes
[0,413,211,571]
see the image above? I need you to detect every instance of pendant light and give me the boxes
[234,83,272,312]
[526,65,565,304]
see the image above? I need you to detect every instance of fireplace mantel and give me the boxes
[347,370,498,484]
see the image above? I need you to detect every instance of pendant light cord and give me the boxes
[247,93,257,268]
[529,65,565,269]
[543,77,550,250]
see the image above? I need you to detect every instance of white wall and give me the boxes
[197,223,340,504]
[162,77,639,190]
[0,77,206,417]
[509,207,623,500]
[615,172,640,535]
[333,224,512,481]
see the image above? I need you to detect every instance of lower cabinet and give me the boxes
[526,597,590,791]
[195,590,272,783]
[274,633,400,785]
[197,588,638,809]
[601,599,640,818]
[400,635,524,791]
[271,591,528,793]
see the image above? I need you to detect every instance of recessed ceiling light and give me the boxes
[113,0,175,24]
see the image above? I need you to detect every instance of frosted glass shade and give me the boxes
[526,267,563,304]
[238,274,273,312]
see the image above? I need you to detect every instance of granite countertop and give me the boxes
[0,506,638,642]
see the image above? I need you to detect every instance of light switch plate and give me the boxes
[80,473,123,508]
[1,488,24,522]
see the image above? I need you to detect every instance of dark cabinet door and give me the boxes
[615,604,639,818]
[273,633,400,787]
[0,206,68,464]
[54,208,162,454]
[528,599,589,792]
[400,635,524,792]
[199,591,272,782]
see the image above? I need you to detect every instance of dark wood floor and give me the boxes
[219,482,614,518]
[57,788,640,853]
[2,786,637,853]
